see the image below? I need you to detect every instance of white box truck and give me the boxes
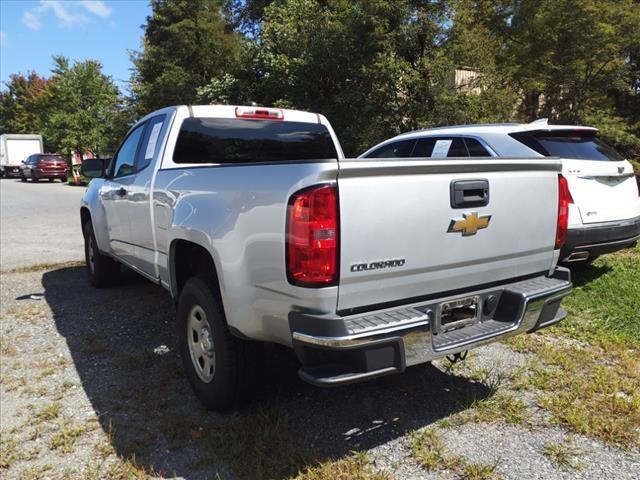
[0,134,44,177]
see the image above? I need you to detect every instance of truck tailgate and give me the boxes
[337,158,561,312]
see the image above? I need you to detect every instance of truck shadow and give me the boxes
[566,262,611,288]
[42,266,491,479]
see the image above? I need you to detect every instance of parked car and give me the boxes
[20,153,68,183]
[0,134,43,177]
[360,119,640,263]
[80,105,572,411]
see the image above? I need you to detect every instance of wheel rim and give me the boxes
[87,237,95,274]
[187,305,216,383]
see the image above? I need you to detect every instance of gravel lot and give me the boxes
[0,180,638,479]
[0,179,85,270]
[1,265,638,479]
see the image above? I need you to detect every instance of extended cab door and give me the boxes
[101,123,146,259]
[125,114,168,277]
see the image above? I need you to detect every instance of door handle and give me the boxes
[116,187,127,197]
[450,179,489,208]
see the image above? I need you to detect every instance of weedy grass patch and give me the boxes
[502,248,640,449]
[0,433,20,469]
[200,409,311,480]
[459,391,528,426]
[559,245,640,347]
[293,452,390,480]
[49,423,86,454]
[409,428,501,479]
[528,341,640,449]
[33,402,62,423]
[542,440,584,470]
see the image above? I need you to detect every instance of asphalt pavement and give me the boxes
[0,178,85,270]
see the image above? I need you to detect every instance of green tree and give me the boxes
[0,72,52,138]
[45,56,124,155]
[480,0,640,123]
[254,0,455,155]
[131,0,244,113]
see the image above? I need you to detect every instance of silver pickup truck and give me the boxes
[80,105,572,410]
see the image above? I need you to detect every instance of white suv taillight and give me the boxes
[286,184,339,286]
[555,175,573,248]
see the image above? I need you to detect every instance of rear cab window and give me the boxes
[509,130,624,161]
[173,118,338,164]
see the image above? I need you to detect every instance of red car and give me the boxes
[20,154,68,183]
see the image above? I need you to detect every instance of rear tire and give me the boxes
[20,175,26,182]
[48,178,54,182]
[177,275,262,411]
[31,172,38,182]
[83,220,120,288]
[61,177,68,183]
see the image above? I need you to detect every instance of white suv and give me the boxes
[360,119,640,263]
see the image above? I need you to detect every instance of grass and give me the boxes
[409,428,500,479]
[1,260,84,274]
[33,402,62,423]
[49,423,86,454]
[542,440,584,470]
[0,433,19,469]
[79,456,163,480]
[293,452,390,480]
[19,464,53,480]
[459,391,528,425]
[558,244,640,346]
[529,341,639,449]
[503,247,640,449]
[201,409,310,480]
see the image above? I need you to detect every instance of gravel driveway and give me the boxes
[1,265,638,479]
[0,179,85,270]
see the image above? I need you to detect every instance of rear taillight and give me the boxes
[235,106,284,121]
[286,184,339,286]
[555,175,572,248]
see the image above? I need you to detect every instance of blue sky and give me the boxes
[0,1,151,93]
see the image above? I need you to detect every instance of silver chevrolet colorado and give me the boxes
[80,105,572,410]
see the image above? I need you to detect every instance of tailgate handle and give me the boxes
[450,179,489,208]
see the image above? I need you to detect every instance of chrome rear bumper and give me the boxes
[290,267,572,386]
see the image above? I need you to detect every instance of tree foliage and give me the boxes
[45,57,125,155]
[131,0,244,113]
[3,0,639,161]
[0,72,52,140]
[1,58,126,155]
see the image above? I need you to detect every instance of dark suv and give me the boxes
[20,154,68,183]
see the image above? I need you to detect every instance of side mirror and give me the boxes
[81,158,108,178]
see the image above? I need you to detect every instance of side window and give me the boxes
[136,115,166,171]
[414,137,467,158]
[412,138,436,157]
[365,140,415,158]
[464,138,490,157]
[446,138,468,157]
[111,124,145,177]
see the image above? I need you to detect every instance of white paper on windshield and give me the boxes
[144,123,163,160]
[431,139,452,158]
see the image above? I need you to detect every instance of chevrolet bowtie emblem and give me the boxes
[448,212,492,236]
